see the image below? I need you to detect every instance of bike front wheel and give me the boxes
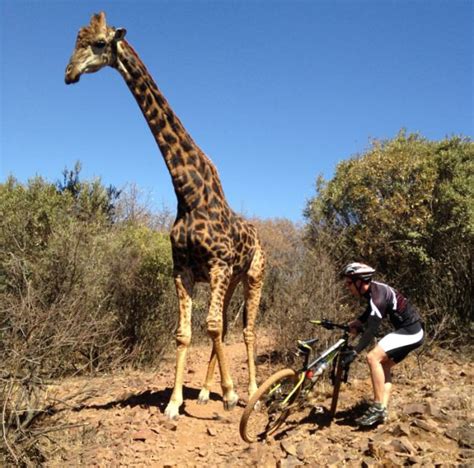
[239,368,300,443]
[330,357,344,418]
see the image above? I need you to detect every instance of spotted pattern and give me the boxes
[65,12,266,420]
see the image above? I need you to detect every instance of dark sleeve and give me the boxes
[354,313,382,353]
[357,305,371,323]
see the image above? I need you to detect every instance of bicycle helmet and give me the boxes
[342,262,376,282]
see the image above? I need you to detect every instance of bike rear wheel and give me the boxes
[239,368,300,443]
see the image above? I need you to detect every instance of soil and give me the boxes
[37,332,473,466]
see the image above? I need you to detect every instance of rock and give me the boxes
[362,459,378,468]
[367,440,385,458]
[389,436,415,454]
[281,440,298,457]
[345,451,362,462]
[425,399,442,418]
[403,403,426,415]
[207,427,217,436]
[391,423,411,437]
[459,448,474,460]
[148,406,160,417]
[159,420,178,431]
[131,428,155,441]
[277,454,302,467]
[384,452,403,466]
[445,423,474,448]
[415,440,432,452]
[412,418,440,433]
[218,416,233,424]
[296,441,312,461]
[355,439,370,454]
[369,427,389,442]
[245,444,265,464]
[408,455,423,464]
[326,451,345,465]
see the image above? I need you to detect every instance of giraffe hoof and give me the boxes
[164,402,180,420]
[223,392,239,411]
[248,386,258,400]
[197,389,210,405]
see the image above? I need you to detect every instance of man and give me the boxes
[340,262,424,426]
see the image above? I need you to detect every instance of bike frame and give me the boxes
[239,319,353,443]
[278,323,350,409]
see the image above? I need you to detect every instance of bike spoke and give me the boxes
[240,369,300,443]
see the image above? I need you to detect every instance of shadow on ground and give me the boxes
[72,386,222,415]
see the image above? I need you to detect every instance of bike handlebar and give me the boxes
[310,319,350,332]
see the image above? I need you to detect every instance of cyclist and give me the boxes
[340,262,424,426]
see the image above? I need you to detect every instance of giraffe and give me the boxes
[65,12,265,420]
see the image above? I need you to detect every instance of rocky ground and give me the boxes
[35,332,473,466]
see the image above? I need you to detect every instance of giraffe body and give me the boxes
[65,12,265,419]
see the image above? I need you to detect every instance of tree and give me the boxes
[305,132,473,343]
[56,161,121,222]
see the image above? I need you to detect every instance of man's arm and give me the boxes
[357,305,371,324]
[354,314,382,353]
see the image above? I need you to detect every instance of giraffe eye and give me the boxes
[94,40,106,49]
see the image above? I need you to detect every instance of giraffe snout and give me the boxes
[65,64,80,84]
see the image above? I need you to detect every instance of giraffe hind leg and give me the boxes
[206,263,239,411]
[198,279,238,405]
[197,349,217,405]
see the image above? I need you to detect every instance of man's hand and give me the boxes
[348,319,363,336]
[340,349,358,367]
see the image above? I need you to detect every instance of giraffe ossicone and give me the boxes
[65,11,265,420]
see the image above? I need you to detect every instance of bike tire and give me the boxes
[239,368,300,443]
[329,358,344,418]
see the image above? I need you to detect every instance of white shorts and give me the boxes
[379,326,424,363]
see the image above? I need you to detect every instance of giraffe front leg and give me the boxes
[207,264,238,411]
[165,272,194,420]
[243,244,265,399]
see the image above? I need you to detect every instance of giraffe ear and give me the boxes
[114,28,127,41]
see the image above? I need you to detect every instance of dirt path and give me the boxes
[39,333,473,466]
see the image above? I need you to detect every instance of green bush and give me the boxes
[0,172,175,463]
[251,218,346,363]
[305,132,473,344]
[108,224,176,364]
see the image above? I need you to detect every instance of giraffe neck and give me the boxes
[114,39,226,212]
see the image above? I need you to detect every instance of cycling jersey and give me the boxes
[354,281,421,354]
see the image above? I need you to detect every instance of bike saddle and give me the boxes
[297,338,318,354]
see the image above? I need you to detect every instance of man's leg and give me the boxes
[366,344,390,404]
[381,358,396,408]
[357,345,390,426]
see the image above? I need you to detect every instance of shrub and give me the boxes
[0,173,175,463]
[251,218,346,363]
[304,132,473,345]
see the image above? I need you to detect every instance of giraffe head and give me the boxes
[65,12,126,84]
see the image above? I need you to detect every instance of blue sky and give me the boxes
[1,1,472,222]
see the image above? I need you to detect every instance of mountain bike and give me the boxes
[239,319,352,443]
